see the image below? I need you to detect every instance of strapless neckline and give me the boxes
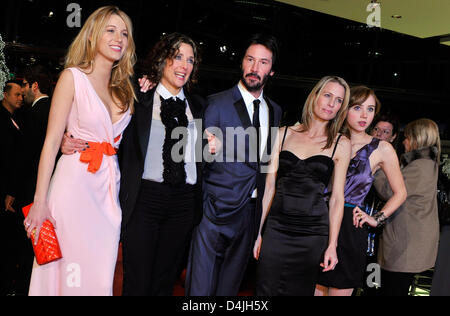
[280,150,334,164]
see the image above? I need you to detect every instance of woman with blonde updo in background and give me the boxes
[24,6,136,296]
[373,118,441,296]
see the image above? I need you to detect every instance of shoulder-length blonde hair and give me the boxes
[300,76,351,149]
[65,6,136,113]
[404,118,441,163]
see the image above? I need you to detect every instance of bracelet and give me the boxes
[373,212,387,227]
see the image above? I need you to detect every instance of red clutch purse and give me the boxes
[22,203,63,265]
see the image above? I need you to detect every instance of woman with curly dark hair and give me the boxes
[145,33,201,91]
[118,32,206,296]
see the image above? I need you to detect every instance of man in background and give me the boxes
[10,65,53,296]
[0,80,24,295]
[15,65,52,209]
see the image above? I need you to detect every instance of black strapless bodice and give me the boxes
[267,150,334,236]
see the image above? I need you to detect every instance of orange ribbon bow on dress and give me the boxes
[79,135,121,174]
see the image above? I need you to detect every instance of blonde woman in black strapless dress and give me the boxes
[253,76,352,296]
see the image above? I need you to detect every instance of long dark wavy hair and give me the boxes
[145,32,201,91]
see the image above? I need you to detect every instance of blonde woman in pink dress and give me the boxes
[23,6,136,296]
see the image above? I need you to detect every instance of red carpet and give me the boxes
[113,243,254,296]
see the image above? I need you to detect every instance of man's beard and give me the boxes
[241,71,270,92]
[24,90,34,106]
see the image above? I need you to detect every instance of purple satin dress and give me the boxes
[344,138,381,206]
[318,137,380,289]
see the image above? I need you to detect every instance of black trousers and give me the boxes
[122,180,196,296]
[379,269,415,296]
[431,226,450,296]
[1,211,34,296]
[0,211,12,295]
[185,199,256,296]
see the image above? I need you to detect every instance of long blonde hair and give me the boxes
[300,76,351,149]
[65,6,136,113]
[404,118,441,163]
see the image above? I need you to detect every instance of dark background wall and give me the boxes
[2,0,449,139]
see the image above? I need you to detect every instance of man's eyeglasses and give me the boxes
[373,127,392,136]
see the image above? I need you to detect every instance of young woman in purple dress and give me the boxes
[315,86,407,296]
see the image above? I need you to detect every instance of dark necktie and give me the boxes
[253,99,261,164]
[160,96,188,187]
[160,96,186,116]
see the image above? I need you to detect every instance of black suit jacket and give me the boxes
[119,88,206,233]
[0,104,23,204]
[202,85,282,232]
[15,97,51,206]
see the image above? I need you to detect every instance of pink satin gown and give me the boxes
[28,67,132,296]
